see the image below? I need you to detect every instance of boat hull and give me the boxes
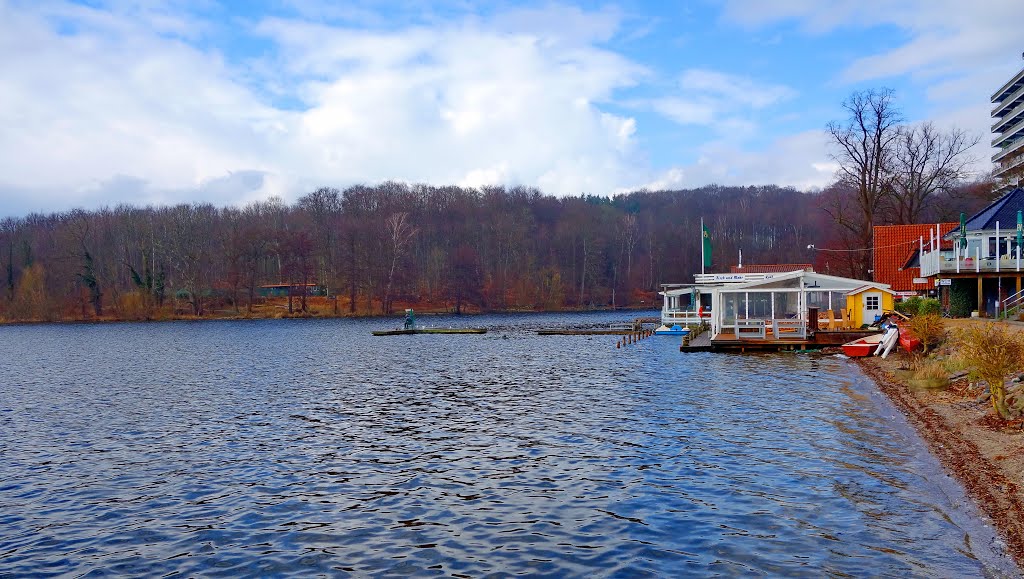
[840,333,883,357]
[654,324,691,336]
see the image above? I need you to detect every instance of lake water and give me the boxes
[0,311,1017,577]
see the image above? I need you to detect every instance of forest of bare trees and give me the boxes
[0,179,998,323]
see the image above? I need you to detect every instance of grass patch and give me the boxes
[909,357,950,389]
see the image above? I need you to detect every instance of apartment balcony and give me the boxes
[993,133,1024,164]
[992,69,1024,114]
[992,116,1024,148]
[920,249,1024,277]
[993,99,1024,133]
[994,151,1024,178]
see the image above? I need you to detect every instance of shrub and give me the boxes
[907,313,945,353]
[895,296,922,316]
[949,280,973,318]
[954,323,1024,420]
[917,298,941,316]
[896,296,941,317]
[117,291,148,321]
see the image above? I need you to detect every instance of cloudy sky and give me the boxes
[1,0,1022,215]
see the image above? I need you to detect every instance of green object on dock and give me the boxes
[372,328,487,336]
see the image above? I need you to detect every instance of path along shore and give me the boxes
[857,318,1024,568]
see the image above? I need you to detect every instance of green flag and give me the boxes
[702,222,712,269]
[1017,210,1022,256]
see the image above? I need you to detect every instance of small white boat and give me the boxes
[654,324,691,336]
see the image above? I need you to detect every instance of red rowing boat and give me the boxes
[841,334,884,357]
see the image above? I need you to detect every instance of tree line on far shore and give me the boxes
[0,178,995,323]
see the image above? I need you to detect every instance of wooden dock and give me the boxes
[688,329,879,352]
[679,331,713,352]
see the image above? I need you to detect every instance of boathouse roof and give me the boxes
[846,284,898,297]
[944,187,1024,235]
[728,264,813,274]
[719,269,890,292]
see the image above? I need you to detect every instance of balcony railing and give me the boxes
[920,249,1024,277]
[993,99,1024,132]
[993,134,1024,164]
[994,151,1024,177]
[992,116,1024,148]
[993,80,1024,117]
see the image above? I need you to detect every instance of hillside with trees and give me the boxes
[0,176,996,323]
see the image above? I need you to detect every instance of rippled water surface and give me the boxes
[0,312,1017,577]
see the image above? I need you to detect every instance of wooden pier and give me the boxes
[678,331,713,352]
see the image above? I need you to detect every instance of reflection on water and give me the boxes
[0,312,1017,576]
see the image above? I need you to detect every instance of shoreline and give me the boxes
[858,357,1024,569]
[0,304,659,326]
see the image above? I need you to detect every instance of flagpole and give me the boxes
[700,217,705,275]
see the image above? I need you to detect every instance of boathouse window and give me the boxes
[865,295,880,310]
[989,236,1011,258]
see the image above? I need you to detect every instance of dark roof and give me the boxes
[729,264,813,273]
[961,187,1024,232]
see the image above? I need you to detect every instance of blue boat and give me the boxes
[654,324,691,336]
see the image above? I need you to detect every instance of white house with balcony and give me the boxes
[917,188,1024,316]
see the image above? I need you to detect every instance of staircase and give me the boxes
[1001,288,1024,320]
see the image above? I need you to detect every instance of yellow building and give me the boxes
[845,285,897,328]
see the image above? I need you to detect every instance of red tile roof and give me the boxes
[873,223,957,291]
[729,264,813,273]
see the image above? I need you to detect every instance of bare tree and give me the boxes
[887,122,979,224]
[382,212,417,315]
[826,88,903,278]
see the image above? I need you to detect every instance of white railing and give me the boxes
[773,319,807,339]
[725,318,808,340]
[919,249,1022,277]
[1000,288,1024,320]
[661,309,709,326]
[735,319,766,339]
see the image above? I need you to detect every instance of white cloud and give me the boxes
[624,130,834,192]
[0,1,656,214]
[679,69,795,109]
[719,0,1024,173]
[644,69,794,150]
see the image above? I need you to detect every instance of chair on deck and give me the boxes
[823,309,838,331]
[843,308,855,329]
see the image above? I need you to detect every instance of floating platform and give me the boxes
[372,328,487,336]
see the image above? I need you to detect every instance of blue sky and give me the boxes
[1,0,1022,215]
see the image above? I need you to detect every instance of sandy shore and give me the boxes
[857,320,1024,568]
